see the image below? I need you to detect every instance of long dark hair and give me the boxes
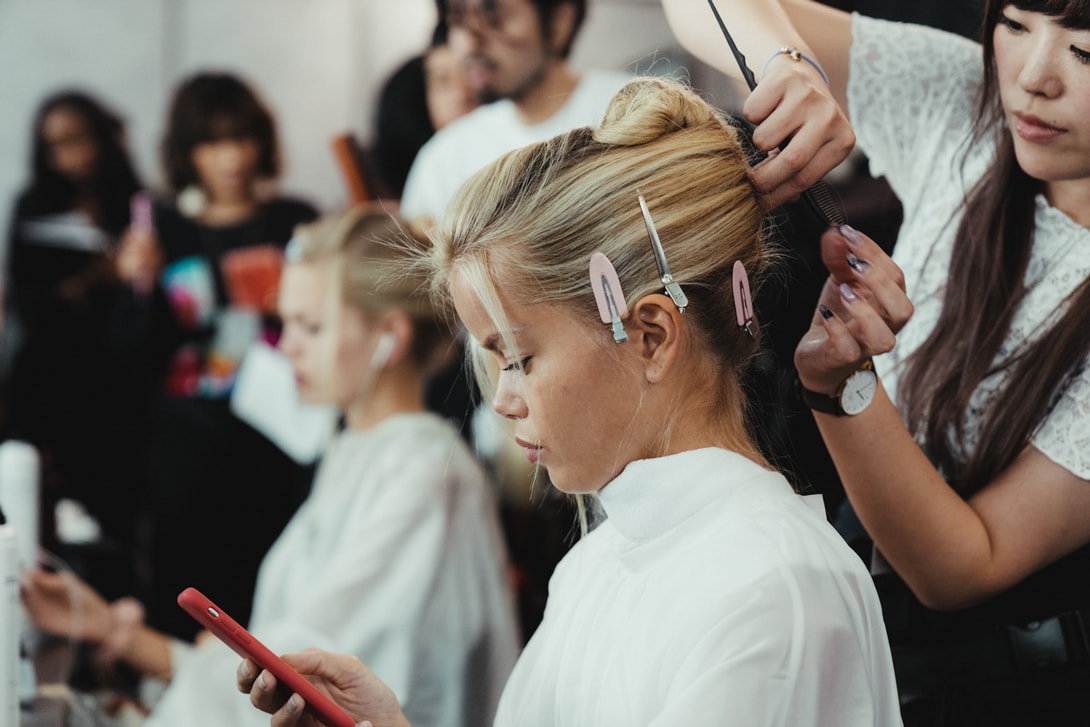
[898,0,1090,495]
[161,72,280,193]
[22,90,142,237]
[371,54,434,199]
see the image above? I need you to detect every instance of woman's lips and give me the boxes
[1013,112,1065,142]
[515,437,541,464]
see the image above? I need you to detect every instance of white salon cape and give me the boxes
[146,413,520,727]
[495,448,902,727]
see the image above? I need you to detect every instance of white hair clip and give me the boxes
[638,194,688,314]
[733,260,755,338]
[589,251,629,343]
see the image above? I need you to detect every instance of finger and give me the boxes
[839,258,913,334]
[794,304,865,393]
[821,227,912,331]
[830,285,897,357]
[270,693,306,727]
[754,135,853,209]
[250,669,288,714]
[237,659,259,693]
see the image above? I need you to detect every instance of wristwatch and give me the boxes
[797,359,877,416]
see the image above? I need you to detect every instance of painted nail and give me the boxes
[819,304,834,320]
[839,283,858,302]
[846,253,869,272]
[838,224,863,245]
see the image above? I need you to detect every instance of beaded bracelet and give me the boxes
[760,46,830,87]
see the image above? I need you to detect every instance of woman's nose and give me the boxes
[491,375,527,420]
[1018,41,1064,98]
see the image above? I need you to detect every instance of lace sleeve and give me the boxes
[1034,360,1090,479]
[847,14,984,216]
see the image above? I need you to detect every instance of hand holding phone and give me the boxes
[177,587,356,727]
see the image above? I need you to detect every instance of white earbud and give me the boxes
[370,332,396,372]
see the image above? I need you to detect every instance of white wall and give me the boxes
[0,0,731,265]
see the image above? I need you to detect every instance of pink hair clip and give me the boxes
[589,251,629,343]
[733,260,755,338]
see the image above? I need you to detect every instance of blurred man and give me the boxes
[400,0,631,224]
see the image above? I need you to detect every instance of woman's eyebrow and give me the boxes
[481,325,527,354]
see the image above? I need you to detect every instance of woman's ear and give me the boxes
[376,311,415,370]
[629,293,683,384]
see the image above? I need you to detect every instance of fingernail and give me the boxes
[288,694,303,713]
[839,283,858,303]
[838,224,862,245]
[256,673,267,690]
[239,662,254,680]
[819,304,834,320]
[846,253,869,272]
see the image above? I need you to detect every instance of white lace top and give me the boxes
[848,14,1090,479]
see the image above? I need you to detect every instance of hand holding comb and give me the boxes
[706,0,846,227]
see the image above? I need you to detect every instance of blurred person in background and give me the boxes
[24,205,519,727]
[4,89,148,599]
[110,71,318,641]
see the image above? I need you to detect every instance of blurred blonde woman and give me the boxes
[24,205,520,727]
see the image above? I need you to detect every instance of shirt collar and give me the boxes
[595,447,784,543]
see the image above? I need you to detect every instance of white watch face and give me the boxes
[840,369,878,415]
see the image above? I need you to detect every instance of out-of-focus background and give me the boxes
[0,0,709,271]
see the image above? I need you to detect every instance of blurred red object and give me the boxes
[221,244,283,313]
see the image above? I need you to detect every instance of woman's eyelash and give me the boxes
[502,357,531,372]
[1072,45,1090,64]
[997,14,1023,32]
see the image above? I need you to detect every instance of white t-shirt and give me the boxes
[400,69,634,225]
[146,413,520,727]
[495,448,902,727]
[849,14,1090,478]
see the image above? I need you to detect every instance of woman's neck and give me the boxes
[343,365,427,431]
[1045,178,1090,227]
[199,196,258,227]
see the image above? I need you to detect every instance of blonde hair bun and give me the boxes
[594,76,730,147]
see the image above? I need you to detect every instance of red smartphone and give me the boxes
[177,587,356,727]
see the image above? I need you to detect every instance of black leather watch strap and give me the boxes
[795,359,876,417]
[795,374,846,416]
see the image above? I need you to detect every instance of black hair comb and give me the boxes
[706,0,846,227]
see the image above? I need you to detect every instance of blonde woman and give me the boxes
[24,206,520,727]
[235,77,901,727]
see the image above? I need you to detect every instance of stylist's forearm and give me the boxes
[814,385,996,609]
[661,0,813,80]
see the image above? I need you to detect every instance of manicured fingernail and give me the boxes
[839,283,858,302]
[839,224,862,244]
[819,304,834,320]
[846,253,869,272]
